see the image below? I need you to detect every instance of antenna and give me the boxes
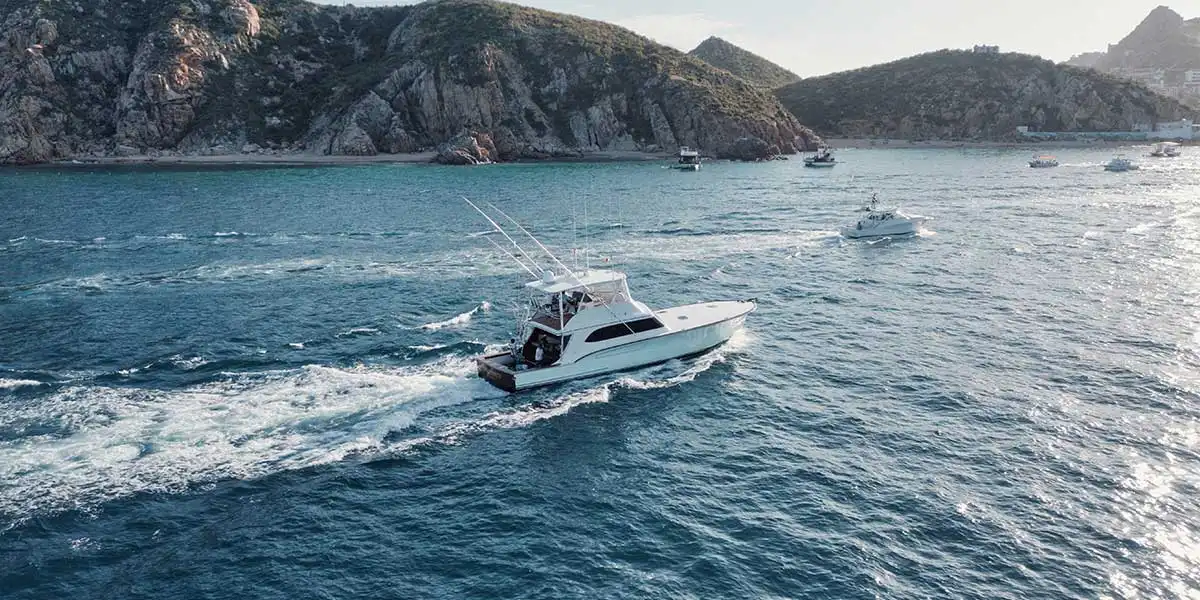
[484,200,575,277]
[463,197,545,275]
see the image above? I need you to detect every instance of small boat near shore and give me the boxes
[1149,141,1181,158]
[1029,155,1059,168]
[803,147,836,168]
[465,199,754,393]
[841,194,927,239]
[671,146,702,171]
[1104,155,1139,172]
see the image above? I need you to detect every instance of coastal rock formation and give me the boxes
[776,50,1194,140]
[688,36,800,88]
[0,0,819,165]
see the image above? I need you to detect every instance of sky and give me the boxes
[311,0,1194,76]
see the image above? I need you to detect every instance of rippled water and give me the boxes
[2,148,1199,599]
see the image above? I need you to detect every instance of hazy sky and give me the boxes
[311,1,1192,76]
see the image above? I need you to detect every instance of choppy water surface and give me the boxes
[2,147,1199,598]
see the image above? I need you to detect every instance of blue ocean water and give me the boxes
[1,148,1198,599]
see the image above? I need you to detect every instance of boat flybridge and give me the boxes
[1150,141,1182,157]
[672,146,702,170]
[841,194,928,239]
[464,198,754,393]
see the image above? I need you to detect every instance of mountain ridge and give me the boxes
[776,49,1194,140]
[687,36,799,88]
[0,0,819,165]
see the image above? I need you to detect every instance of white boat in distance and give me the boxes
[841,194,928,239]
[671,146,701,170]
[1029,155,1059,168]
[804,147,836,168]
[465,198,754,392]
[1104,155,1139,172]
[1149,141,1182,157]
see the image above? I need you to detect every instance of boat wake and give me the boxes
[418,302,492,330]
[0,357,500,526]
[0,325,748,528]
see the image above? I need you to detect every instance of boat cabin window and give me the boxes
[584,317,663,343]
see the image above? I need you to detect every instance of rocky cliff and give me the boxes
[688,36,799,88]
[775,50,1194,140]
[0,0,819,165]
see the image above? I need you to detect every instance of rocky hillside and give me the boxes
[0,0,819,165]
[688,36,799,88]
[1067,6,1200,71]
[775,50,1193,140]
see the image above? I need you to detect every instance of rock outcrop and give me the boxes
[688,36,800,88]
[775,50,1195,140]
[0,0,819,165]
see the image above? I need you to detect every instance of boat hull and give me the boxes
[476,301,754,392]
[1104,165,1139,171]
[841,218,925,239]
[804,161,836,168]
[671,164,700,171]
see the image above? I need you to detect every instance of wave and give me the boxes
[419,302,491,330]
[0,379,44,391]
[336,327,382,338]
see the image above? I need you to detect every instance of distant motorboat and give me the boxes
[1029,155,1059,168]
[1104,155,1139,172]
[803,147,836,168]
[671,146,701,171]
[842,194,928,239]
[1149,141,1181,158]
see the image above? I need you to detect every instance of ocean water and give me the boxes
[1,148,1198,599]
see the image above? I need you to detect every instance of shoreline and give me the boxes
[33,149,674,169]
[822,137,1185,150]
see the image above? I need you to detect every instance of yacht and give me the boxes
[1029,155,1059,168]
[1149,141,1182,157]
[804,147,836,168]
[1104,155,1139,172]
[465,199,755,392]
[672,146,701,171]
[841,194,928,239]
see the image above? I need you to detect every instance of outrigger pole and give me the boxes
[484,200,576,278]
[463,197,545,275]
[480,234,538,277]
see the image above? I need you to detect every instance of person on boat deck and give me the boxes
[534,342,544,365]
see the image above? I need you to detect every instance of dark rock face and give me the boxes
[688,36,800,88]
[0,0,820,165]
[776,50,1194,140]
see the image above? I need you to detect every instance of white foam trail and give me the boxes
[0,379,43,391]
[0,358,500,521]
[419,302,492,331]
[336,327,381,338]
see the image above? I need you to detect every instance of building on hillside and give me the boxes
[972,45,1000,54]
[1185,70,1200,84]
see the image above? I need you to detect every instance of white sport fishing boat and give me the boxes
[841,194,928,239]
[465,199,755,393]
[1104,155,1139,172]
[1029,155,1059,168]
[1149,141,1181,157]
[671,146,701,171]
